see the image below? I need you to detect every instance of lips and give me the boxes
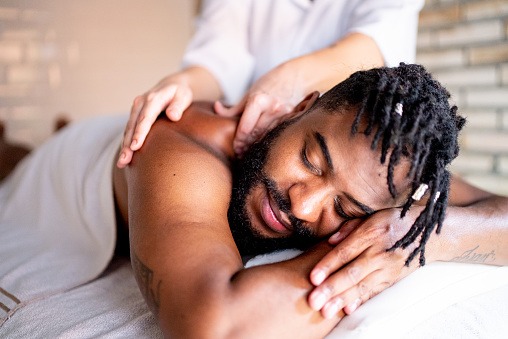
[260,190,292,236]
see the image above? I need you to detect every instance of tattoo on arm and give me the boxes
[452,245,496,264]
[132,252,162,315]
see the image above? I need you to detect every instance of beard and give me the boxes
[227,118,321,259]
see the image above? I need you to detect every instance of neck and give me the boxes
[173,101,238,160]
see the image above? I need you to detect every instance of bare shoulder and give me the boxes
[127,101,237,219]
[155,101,237,162]
[124,99,241,263]
[113,102,237,224]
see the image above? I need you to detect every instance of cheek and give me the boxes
[245,184,264,220]
[263,135,295,174]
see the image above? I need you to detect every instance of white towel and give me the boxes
[0,115,126,324]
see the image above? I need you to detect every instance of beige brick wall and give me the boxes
[417,0,508,195]
[0,3,52,146]
[0,0,194,148]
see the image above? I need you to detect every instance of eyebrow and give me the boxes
[344,192,375,215]
[314,131,375,216]
[314,132,334,171]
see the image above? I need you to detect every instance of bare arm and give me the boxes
[306,174,508,317]
[284,32,384,96]
[126,117,341,338]
[425,175,508,265]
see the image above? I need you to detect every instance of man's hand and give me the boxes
[117,77,193,168]
[307,208,422,318]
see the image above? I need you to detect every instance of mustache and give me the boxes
[261,175,314,239]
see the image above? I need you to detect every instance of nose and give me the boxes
[288,179,337,234]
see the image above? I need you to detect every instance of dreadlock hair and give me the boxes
[312,63,466,266]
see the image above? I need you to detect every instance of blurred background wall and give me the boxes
[0,0,507,195]
[0,0,196,145]
[417,0,508,194]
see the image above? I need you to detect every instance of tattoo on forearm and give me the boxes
[452,245,496,264]
[132,252,162,315]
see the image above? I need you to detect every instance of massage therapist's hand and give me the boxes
[214,62,306,155]
[307,208,422,318]
[117,75,193,168]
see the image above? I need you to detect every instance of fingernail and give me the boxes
[323,304,339,319]
[120,151,126,160]
[130,139,137,149]
[348,298,361,313]
[169,109,181,121]
[328,232,341,244]
[322,299,344,319]
[311,269,326,285]
[310,292,327,310]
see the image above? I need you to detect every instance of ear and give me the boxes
[293,91,320,115]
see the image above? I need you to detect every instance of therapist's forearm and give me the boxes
[282,32,384,95]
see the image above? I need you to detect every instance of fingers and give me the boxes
[310,228,367,286]
[216,91,297,155]
[233,97,269,154]
[328,219,362,245]
[116,82,193,168]
[165,85,192,121]
[309,243,410,318]
[328,276,390,317]
[117,96,144,168]
[320,295,345,319]
[234,95,292,155]
[117,148,133,169]
[307,210,416,319]
[214,99,245,117]
[309,254,372,311]
[314,269,390,319]
[130,85,178,151]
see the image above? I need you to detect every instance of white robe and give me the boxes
[182,0,424,103]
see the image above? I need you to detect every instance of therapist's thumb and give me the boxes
[214,99,244,117]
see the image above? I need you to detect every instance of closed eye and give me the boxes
[301,141,322,175]
[334,196,354,220]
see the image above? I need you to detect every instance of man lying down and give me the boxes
[0,64,507,338]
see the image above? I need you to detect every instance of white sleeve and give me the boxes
[345,0,424,66]
[181,0,254,104]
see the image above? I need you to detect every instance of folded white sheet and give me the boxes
[0,116,125,324]
[1,253,507,338]
[0,258,163,338]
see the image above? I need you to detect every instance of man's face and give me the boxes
[228,107,411,257]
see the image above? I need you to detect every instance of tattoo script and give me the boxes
[452,245,496,264]
[132,252,162,315]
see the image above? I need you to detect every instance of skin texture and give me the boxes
[112,98,508,337]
